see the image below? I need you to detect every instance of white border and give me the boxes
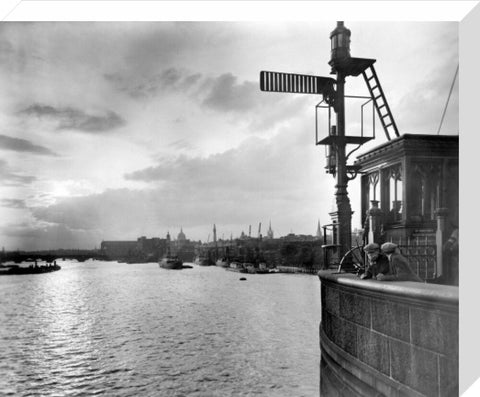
[1,1,477,22]
[1,0,478,395]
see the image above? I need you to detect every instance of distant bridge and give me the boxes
[1,250,107,264]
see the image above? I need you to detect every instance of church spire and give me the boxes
[267,220,274,239]
[316,219,323,239]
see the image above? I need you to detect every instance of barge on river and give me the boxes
[0,263,61,275]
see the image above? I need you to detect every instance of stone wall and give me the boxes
[318,271,458,397]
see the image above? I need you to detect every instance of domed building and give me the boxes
[177,227,186,242]
[171,227,195,262]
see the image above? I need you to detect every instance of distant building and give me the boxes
[101,236,167,262]
[177,228,186,242]
[266,221,274,239]
[279,233,317,242]
[170,228,196,262]
[100,241,138,260]
[316,220,323,240]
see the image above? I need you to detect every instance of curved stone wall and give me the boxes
[318,271,458,397]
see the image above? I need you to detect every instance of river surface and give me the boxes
[0,260,321,396]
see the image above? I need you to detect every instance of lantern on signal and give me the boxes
[325,126,337,175]
[330,21,351,66]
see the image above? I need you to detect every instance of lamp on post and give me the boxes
[260,21,378,270]
[327,22,353,265]
[329,21,351,72]
[325,126,337,176]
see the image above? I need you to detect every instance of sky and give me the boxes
[0,20,459,250]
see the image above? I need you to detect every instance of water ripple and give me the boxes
[0,260,321,396]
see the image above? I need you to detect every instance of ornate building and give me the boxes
[356,134,458,282]
[266,221,274,239]
[177,227,186,242]
[171,228,195,262]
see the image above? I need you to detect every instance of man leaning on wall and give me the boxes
[377,242,423,282]
[359,243,390,280]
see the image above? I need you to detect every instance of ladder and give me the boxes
[362,65,400,141]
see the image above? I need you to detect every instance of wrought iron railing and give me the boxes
[392,236,437,280]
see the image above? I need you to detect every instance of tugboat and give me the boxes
[226,261,247,273]
[159,231,183,269]
[159,255,183,269]
[215,257,230,267]
[194,255,213,266]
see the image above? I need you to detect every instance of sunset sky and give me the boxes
[0,18,459,250]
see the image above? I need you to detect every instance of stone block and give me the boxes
[410,307,458,355]
[372,299,410,342]
[357,326,390,376]
[340,291,371,328]
[330,313,343,347]
[320,357,342,397]
[373,378,398,397]
[390,339,439,396]
[323,310,333,341]
[342,319,357,358]
[325,285,340,316]
[326,313,357,358]
[439,355,458,397]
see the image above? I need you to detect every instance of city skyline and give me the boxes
[0,21,458,250]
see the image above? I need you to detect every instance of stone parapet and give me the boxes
[318,271,458,397]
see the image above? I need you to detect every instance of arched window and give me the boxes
[386,164,403,222]
[413,163,441,221]
[368,172,379,203]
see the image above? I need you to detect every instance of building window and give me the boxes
[384,164,403,223]
[413,163,441,221]
[368,171,380,204]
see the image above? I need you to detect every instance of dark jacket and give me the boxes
[363,253,390,279]
[380,252,423,282]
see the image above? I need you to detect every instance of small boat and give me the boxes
[0,263,61,276]
[159,256,183,269]
[215,257,230,268]
[255,262,270,274]
[195,256,213,266]
[226,261,247,273]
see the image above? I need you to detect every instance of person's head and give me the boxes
[381,242,397,256]
[364,243,380,261]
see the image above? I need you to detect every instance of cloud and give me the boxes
[104,68,202,99]
[20,104,126,133]
[29,119,333,243]
[168,139,195,151]
[124,129,319,193]
[0,39,14,57]
[0,159,36,186]
[0,134,58,156]
[0,198,27,209]
[30,189,166,240]
[394,67,458,134]
[198,73,312,133]
[201,73,259,113]
[105,68,263,113]
[1,222,101,250]
[105,67,309,134]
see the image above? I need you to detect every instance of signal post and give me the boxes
[260,22,398,266]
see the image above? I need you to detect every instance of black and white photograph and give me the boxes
[0,2,473,396]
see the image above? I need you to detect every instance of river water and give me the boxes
[0,260,321,396]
